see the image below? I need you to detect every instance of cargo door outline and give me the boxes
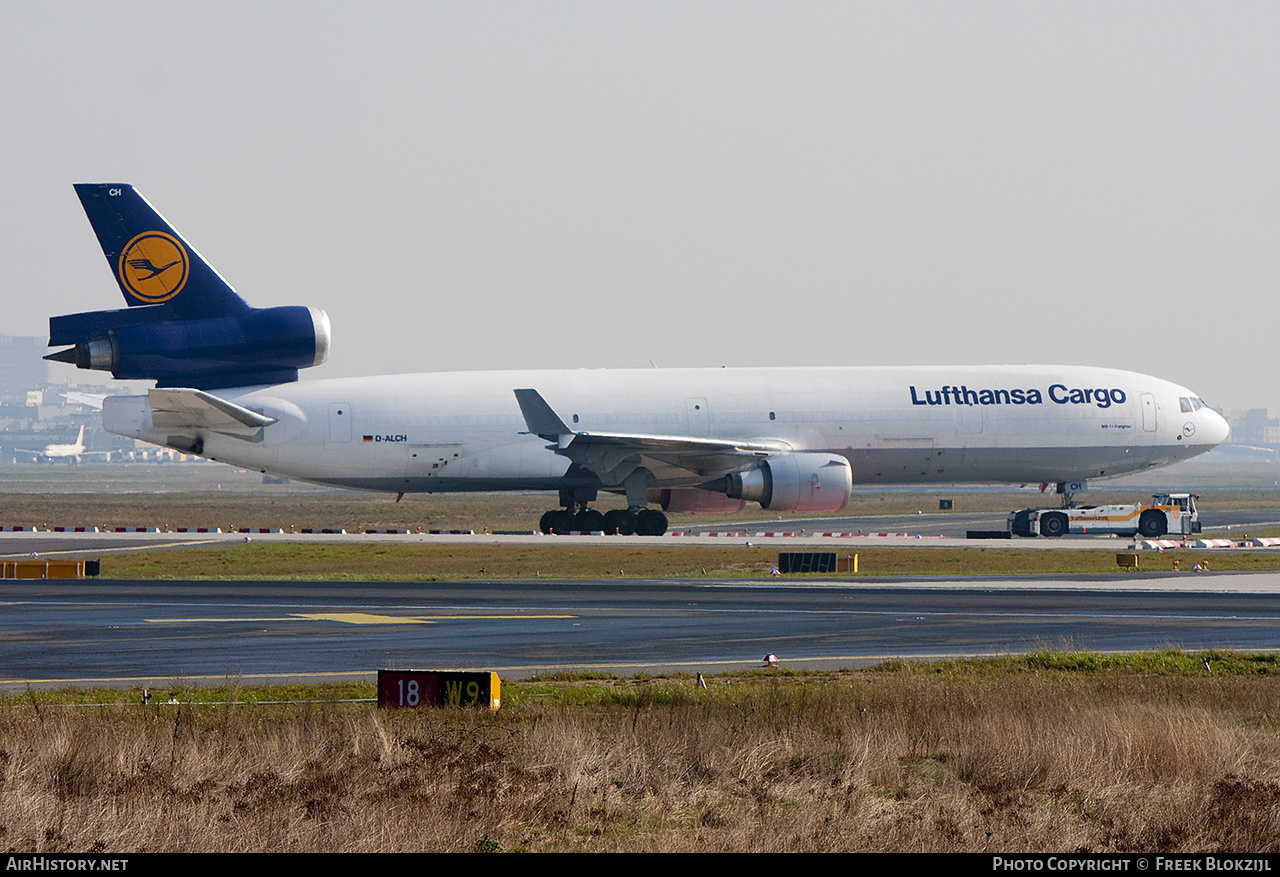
[1141,393,1157,432]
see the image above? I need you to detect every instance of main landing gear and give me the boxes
[539,474,668,536]
[538,505,668,536]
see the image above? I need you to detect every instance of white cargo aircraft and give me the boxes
[48,185,1230,535]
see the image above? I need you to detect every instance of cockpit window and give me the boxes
[1192,398,1204,411]
[1180,397,1193,413]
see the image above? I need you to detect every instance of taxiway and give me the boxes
[1,573,1277,688]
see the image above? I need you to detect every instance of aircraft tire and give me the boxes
[575,509,606,533]
[602,509,636,535]
[539,510,574,534]
[1039,512,1068,538]
[635,508,668,537]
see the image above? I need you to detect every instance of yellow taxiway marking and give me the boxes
[146,612,577,625]
[0,538,224,559]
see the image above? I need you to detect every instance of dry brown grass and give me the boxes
[0,491,556,534]
[100,541,1280,581]
[3,669,1280,852]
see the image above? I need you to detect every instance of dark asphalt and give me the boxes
[2,574,1278,686]
[709,506,1280,538]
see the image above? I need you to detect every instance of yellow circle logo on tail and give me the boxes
[118,231,189,303]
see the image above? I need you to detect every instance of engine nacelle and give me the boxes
[48,306,330,389]
[725,453,852,513]
[652,488,746,515]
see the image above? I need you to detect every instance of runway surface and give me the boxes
[2,505,1276,557]
[698,506,1280,539]
[2,573,1278,688]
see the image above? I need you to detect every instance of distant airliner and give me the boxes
[16,425,94,462]
[46,185,1230,535]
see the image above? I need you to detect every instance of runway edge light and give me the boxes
[377,670,501,711]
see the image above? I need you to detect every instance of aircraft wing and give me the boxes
[147,388,277,436]
[514,388,791,482]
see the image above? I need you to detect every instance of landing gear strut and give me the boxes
[538,486,601,534]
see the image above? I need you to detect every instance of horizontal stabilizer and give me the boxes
[148,388,277,433]
[62,392,106,410]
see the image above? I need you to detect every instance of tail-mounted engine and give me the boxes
[46,305,330,389]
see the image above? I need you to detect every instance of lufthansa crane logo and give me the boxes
[118,231,189,303]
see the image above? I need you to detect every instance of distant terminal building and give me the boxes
[0,335,49,404]
[1230,408,1280,446]
[0,334,157,459]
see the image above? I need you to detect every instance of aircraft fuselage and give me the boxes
[103,363,1228,494]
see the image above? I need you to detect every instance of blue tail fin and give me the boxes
[49,184,330,389]
[73,184,250,318]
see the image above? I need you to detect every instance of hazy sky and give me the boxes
[3,2,1276,413]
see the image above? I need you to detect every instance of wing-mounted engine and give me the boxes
[721,453,853,513]
[46,304,330,389]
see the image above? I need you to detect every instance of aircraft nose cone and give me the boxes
[1204,409,1230,446]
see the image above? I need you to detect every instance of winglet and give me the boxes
[514,389,575,448]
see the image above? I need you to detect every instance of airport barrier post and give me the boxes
[1,560,84,579]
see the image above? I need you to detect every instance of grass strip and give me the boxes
[6,650,1280,707]
[96,541,1280,580]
